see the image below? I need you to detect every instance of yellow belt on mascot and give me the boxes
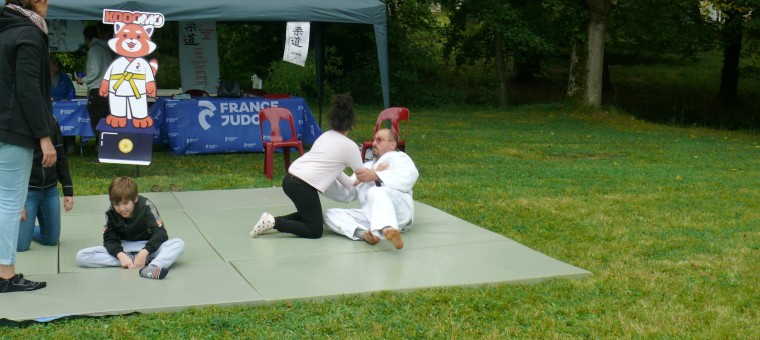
[110,72,146,99]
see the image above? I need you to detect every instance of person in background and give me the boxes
[49,56,77,154]
[249,94,365,239]
[76,23,112,156]
[50,57,74,100]
[0,0,57,293]
[17,114,74,252]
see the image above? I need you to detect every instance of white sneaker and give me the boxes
[250,212,275,237]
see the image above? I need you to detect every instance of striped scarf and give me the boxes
[5,4,48,34]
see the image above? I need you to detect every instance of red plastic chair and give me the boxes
[259,108,305,180]
[361,107,409,161]
[184,89,209,97]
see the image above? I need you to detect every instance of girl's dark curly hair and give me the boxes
[327,93,355,132]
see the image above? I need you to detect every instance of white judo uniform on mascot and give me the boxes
[99,22,158,129]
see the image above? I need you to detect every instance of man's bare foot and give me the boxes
[383,227,404,249]
[363,230,380,245]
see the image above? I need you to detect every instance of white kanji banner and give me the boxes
[283,22,310,66]
[179,21,220,94]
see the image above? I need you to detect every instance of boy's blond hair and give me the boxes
[108,176,139,204]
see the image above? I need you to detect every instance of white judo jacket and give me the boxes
[324,150,419,213]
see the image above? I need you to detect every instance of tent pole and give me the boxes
[374,21,390,108]
[315,23,325,127]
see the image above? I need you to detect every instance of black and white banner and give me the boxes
[283,22,310,66]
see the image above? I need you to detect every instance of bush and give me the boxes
[265,47,342,100]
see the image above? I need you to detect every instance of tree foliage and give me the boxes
[442,0,571,66]
[607,0,715,62]
[216,22,286,84]
[440,0,584,106]
[266,47,342,98]
[321,0,445,106]
[704,0,760,103]
[743,1,760,78]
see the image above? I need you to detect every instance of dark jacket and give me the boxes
[0,6,52,149]
[103,196,168,257]
[29,115,73,196]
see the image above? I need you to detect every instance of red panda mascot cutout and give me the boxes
[100,22,158,128]
[95,10,165,166]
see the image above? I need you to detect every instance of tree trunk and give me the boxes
[494,33,508,107]
[568,0,614,105]
[719,10,743,105]
[567,40,587,101]
[585,0,611,107]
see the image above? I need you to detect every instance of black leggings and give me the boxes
[274,174,324,239]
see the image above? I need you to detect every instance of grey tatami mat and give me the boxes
[4,188,590,322]
[2,262,261,321]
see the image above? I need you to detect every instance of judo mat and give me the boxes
[3,188,590,322]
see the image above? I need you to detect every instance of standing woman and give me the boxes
[0,0,57,293]
[250,94,365,239]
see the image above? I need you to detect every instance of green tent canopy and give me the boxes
[47,0,391,120]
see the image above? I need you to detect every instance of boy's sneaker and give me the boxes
[250,212,275,237]
[0,274,47,293]
[139,265,169,280]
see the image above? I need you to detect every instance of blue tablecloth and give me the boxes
[152,96,322,155]
[52,99,93,137]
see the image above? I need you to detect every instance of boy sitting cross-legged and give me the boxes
[76,177,184,280]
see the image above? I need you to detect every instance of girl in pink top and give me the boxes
[250,94,364,239]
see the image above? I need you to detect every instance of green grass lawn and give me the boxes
[4,102,758,338]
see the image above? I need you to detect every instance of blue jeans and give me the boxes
[17,187,61,252]
[0,142,33,266]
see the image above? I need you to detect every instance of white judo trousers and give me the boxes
[323,151,419,240]
[324,186,414,240]
[76,238,185,268]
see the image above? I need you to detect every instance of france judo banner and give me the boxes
[178,21,220,95]
[96,9,164,165]
[283,22,310,66]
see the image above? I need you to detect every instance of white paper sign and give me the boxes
[283,22,310,66]
[179,21,220,94]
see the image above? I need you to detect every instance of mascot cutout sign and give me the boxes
[96,9,164,165]
[102,22,158,128]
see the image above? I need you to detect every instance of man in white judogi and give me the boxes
[323,128,419,249]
